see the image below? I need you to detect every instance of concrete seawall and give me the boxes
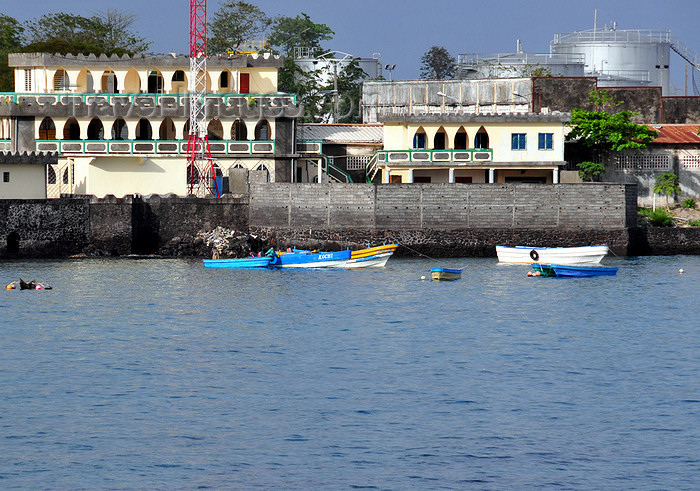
[1,183,699,258]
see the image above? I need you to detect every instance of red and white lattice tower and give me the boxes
[186,0,219,196]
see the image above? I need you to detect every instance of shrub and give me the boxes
[577,161,605,182]
[689,220,700,227]
[638,207,674,227]
[683,198,696,209]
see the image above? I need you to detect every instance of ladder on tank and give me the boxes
[670,37,700,95]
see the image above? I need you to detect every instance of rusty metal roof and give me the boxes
[648,124,700,144]
[298,124,383,144]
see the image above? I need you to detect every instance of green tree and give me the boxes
[267,13,333,58]
[566,90,657,174]
[335,59,367,123]
[23,11,149,55]
[0,14,24,91]
[266,12,336,122]
[208,1,269,54]
[653,173,681,209]
[420,46,455,79]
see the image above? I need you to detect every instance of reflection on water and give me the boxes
[1,256,699,488]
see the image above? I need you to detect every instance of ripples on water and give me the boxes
[1,256,699,488]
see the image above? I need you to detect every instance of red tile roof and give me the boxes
[648,124,700,144]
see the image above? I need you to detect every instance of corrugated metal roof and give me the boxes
[298,124,383,144]
[648,124,700,144]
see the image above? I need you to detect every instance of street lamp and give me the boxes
[384,64,396,81]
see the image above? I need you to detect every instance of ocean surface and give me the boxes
[1,255,699,489]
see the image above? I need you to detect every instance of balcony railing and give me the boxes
[0,139,11,152]
[376,148,494,165]
[34,139,275,156]
[1,92,298,109]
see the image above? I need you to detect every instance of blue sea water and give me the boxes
[1,255,699,489]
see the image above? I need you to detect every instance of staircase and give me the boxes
[365,153,379,183]
[326,160,353,183]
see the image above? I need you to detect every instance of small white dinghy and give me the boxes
[496,245,609,264]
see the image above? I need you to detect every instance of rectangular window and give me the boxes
[3,172,9,183]
[413,133,426,149]
[24,69,32,91]
[511,133,526,150]
[538,133,553,150]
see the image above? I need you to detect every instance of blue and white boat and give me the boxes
[533,263,618,277]
[203,256,273,269]
[269,249,351,268]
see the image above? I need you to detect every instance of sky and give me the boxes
[4,0,700,93]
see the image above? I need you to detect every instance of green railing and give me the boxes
[375,148,494,164]
[35,139,275,156]
[0,92,297,105]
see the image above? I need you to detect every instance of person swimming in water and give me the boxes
[6,279,52,290]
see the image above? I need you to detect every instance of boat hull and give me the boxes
[345,252,393,268]
[533,263,618,277]
[496,245,609,264]
[203,257,272,269]
[431,268,462,281]
[270,250,351,268]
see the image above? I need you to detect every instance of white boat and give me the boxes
[496,245,609,264]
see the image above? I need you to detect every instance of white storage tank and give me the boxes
[550,26,671,93]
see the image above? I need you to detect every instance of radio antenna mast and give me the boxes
[186,0,220,196]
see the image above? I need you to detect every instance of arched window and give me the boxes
[47,166,56,185]
[172,70,187,94]
[38,117,56,140]
[219,70,231,92]
[148,70,164,93]
[434,126,448,150]
[135,118,152,140]
[255,119,270,140]
[454,127,468,150]
[413,128,427,149]
[87,118,104,140]
[63,118,80,140]
[101,70,118,93]
[231,119,247,140]
[207,119,224,140]
[124,68,141,93]
[159,117,176,140]
[53,69,70,91]
[112,118,128,140]
[183,120,190,137]
[62,168,70,184]
[474,127,490,149]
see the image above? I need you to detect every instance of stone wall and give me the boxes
[249,183,637,230]
[0,197,90,256]
[3,183,699,258]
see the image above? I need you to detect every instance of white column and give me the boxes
[553,168,559,184]
[407,169,414,183]
[383,169,390,183]
[318,158,323,183]
[489,168,495,183]
[449,168,455,183]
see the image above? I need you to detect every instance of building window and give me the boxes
[24,69,32,91]
[173,70,185,82]
[511,133,526,150]
[3,172,9,183]
[538,133,553,150]
[413,131,426,149]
